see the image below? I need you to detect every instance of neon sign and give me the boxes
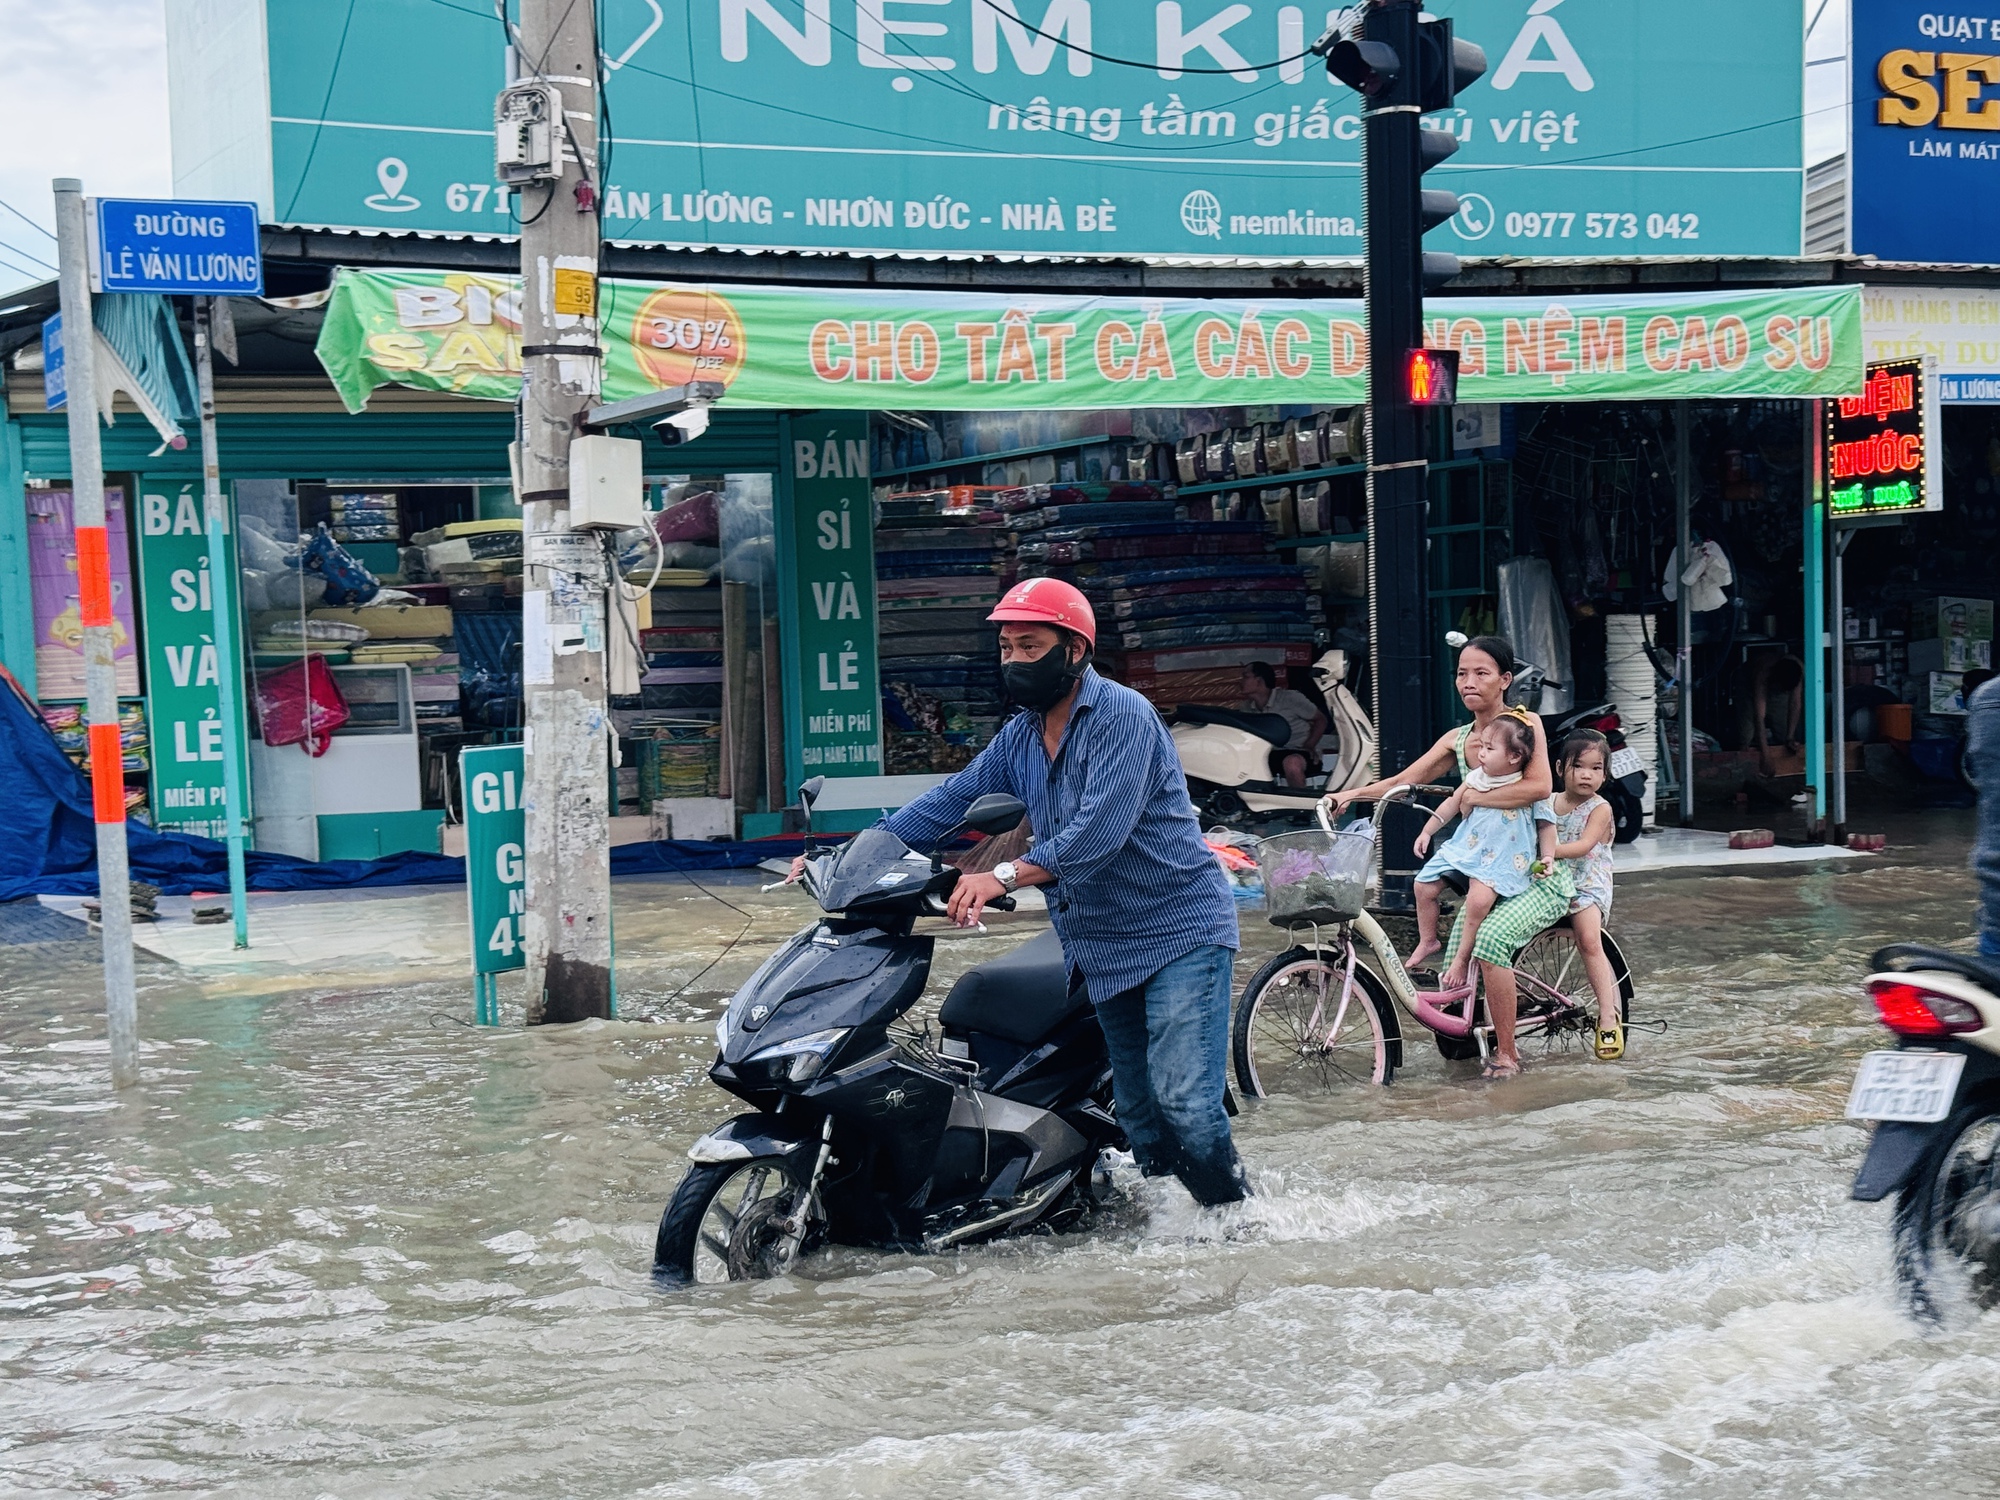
[1823,356,1942,519]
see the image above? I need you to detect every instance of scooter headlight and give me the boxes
[714,1010,732,1053]
[745,1027,850,1083]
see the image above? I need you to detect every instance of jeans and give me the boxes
[1972,678,2000,957]
[1095,943,1248,1207]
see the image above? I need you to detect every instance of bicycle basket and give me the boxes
[1255,828,1375,927]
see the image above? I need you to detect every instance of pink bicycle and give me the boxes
[1231,787,1635,1096]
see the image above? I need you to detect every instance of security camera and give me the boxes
[650,406,710,446]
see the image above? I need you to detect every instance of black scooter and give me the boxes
[653,778,1126,1284]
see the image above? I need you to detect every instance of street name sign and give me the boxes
[91,198,263,296]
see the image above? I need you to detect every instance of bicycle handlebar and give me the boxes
[1315,783,1457,834]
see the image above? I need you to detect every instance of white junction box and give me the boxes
[568,434,646,530]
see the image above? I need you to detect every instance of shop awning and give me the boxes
[316,268,1864,414]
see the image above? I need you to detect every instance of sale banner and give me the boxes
[317,268,1865,414]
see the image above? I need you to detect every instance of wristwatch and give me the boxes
[993,861,1019,892]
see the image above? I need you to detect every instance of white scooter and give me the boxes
[1170,649,1377,822]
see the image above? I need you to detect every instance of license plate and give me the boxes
[1846,1049,1966,1123]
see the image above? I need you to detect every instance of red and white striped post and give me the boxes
[53,178,139,1088]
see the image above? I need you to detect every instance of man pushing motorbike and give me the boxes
[870,578,1251,1207]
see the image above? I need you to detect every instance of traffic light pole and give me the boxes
[1361,0,1431,784]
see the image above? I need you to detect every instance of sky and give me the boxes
[0,0,1853,299]
[0,0,172,298]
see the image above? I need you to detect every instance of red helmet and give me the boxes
[988,576,1096,649]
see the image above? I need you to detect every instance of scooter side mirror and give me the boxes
[962,793,1027,838]
[797,776,827,843]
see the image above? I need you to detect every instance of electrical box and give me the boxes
[495,83,561,186]
[568,435,645,530]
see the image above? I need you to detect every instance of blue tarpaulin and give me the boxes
[0,679,797,901]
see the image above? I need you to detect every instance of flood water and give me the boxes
[5,820,2000,1497]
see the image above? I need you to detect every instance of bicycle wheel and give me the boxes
[1232,945,1401,1097]
[1512,920,1633,1053]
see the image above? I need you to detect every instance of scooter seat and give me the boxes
[939,927,1089,1047]
[1173,703,1292,747]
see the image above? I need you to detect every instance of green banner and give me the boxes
[461,744,526,976]
[134,478,250,839]
[776,412,881,797]
[317,268,1866,413]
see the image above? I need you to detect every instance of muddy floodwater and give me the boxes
[5,822,2000,1497]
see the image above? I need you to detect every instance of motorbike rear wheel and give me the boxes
[1895,1105,2000,1321]
[1233,946,1400,1097]
[653,1157,810,1285]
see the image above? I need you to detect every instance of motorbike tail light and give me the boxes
[1869,979,1986,1036]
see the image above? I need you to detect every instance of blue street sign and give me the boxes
[92,198,263,296]
[41,314,64,412]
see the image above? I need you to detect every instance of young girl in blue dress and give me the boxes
[1408,711,1563,990]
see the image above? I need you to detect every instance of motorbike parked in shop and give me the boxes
[1848,944,2000,1318]
[1170,649,1377,822]
[653,778,1126,1284]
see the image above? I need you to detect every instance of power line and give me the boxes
[0,195,57,243]
[967,0,1341,75]
[280,0,360,222]
[0,233,56,273]
[0,244,55,284]
[392,0,1833,209]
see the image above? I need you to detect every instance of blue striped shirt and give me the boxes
[882,667,1239,1004]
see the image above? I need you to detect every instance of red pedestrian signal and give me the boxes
[1404,347,1459,406]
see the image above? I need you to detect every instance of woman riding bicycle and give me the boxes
[1324,634,1568,1078]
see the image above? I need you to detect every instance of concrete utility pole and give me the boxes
[515,0,612,1021]
[53,179,140,1086]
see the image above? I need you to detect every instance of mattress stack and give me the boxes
[1043,542,1324,711]
[874,517,1010,763]
[408,520,523,612]
[642,584,725,722]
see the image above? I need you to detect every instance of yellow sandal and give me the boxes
[1594,1023,1625,1061]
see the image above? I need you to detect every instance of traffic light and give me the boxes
[1412,17,1487,289]
[1322,0,1487,857]
[1404,347,1459,406]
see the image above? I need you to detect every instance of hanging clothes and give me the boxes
[1663,540,1735,613]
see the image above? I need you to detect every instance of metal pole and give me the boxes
[1831,526,1851,842]
[1362,0,1430,907]
[517,0,612,1022]
[53,179,139,1088]
[193,297,250,947]
[1676,403,1694,826]
[1803,401,1827,839]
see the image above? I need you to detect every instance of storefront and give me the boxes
[1,267,1871,855]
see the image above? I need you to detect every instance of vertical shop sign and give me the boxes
[776,412,881,800]
[135,478,250,837]
[461,743,525,1024]
[1822,357,1943,519]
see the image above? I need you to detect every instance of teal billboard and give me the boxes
[265,0,1803,259]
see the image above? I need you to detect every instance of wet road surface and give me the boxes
[3,818,1997,1497]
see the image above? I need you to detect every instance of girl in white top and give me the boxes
[1552,728,1624,1060]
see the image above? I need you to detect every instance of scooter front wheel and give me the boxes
[653,1157,810,1285]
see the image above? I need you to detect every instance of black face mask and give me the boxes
[1003,644,1082,713]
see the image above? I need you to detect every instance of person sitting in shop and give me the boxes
[1240,661,1327,789]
